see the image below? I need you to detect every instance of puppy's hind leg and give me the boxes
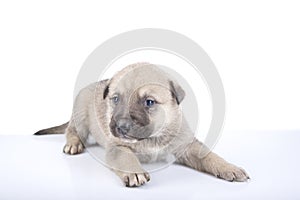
[63,122,85,155]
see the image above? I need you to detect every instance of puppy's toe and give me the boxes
[217,164,250,182]
[63,142,84,155]
[232,167,250,182]
[123,172,150,187]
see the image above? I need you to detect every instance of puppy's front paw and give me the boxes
[121,172,150,187]
[215,164,250,182]
[63,141,84,155]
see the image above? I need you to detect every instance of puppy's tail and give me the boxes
[34,122,69,135]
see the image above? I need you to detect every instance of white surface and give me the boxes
[1,131,300,200]
[1,1,300,135]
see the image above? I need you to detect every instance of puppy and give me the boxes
[35,63,249,187]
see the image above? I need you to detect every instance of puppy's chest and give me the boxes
[134,148,170,163]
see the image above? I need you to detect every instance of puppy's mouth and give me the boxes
[115,128,135,139]
[111,127,147,141]
[109,118,149,141]
[110,127,134,140]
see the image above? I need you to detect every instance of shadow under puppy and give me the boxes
[35,63,249,187]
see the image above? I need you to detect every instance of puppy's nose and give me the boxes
[116,118,132,135]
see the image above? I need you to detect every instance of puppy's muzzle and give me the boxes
[116,118,132,136]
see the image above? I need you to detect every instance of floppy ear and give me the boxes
[169,81,185,104]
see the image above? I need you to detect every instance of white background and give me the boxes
[1,2,300,200]
[0,0,299,134]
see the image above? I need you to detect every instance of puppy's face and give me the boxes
[103,64,185,141]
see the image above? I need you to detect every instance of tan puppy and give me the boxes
[35,63,249,187]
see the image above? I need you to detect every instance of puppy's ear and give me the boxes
[169,81,185,104]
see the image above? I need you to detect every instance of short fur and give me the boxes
[35,63,249,187]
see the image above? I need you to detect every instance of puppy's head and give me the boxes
[103,63,185,142]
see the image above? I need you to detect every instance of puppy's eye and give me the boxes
[112,96,119,104]
[145,99,155,107]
